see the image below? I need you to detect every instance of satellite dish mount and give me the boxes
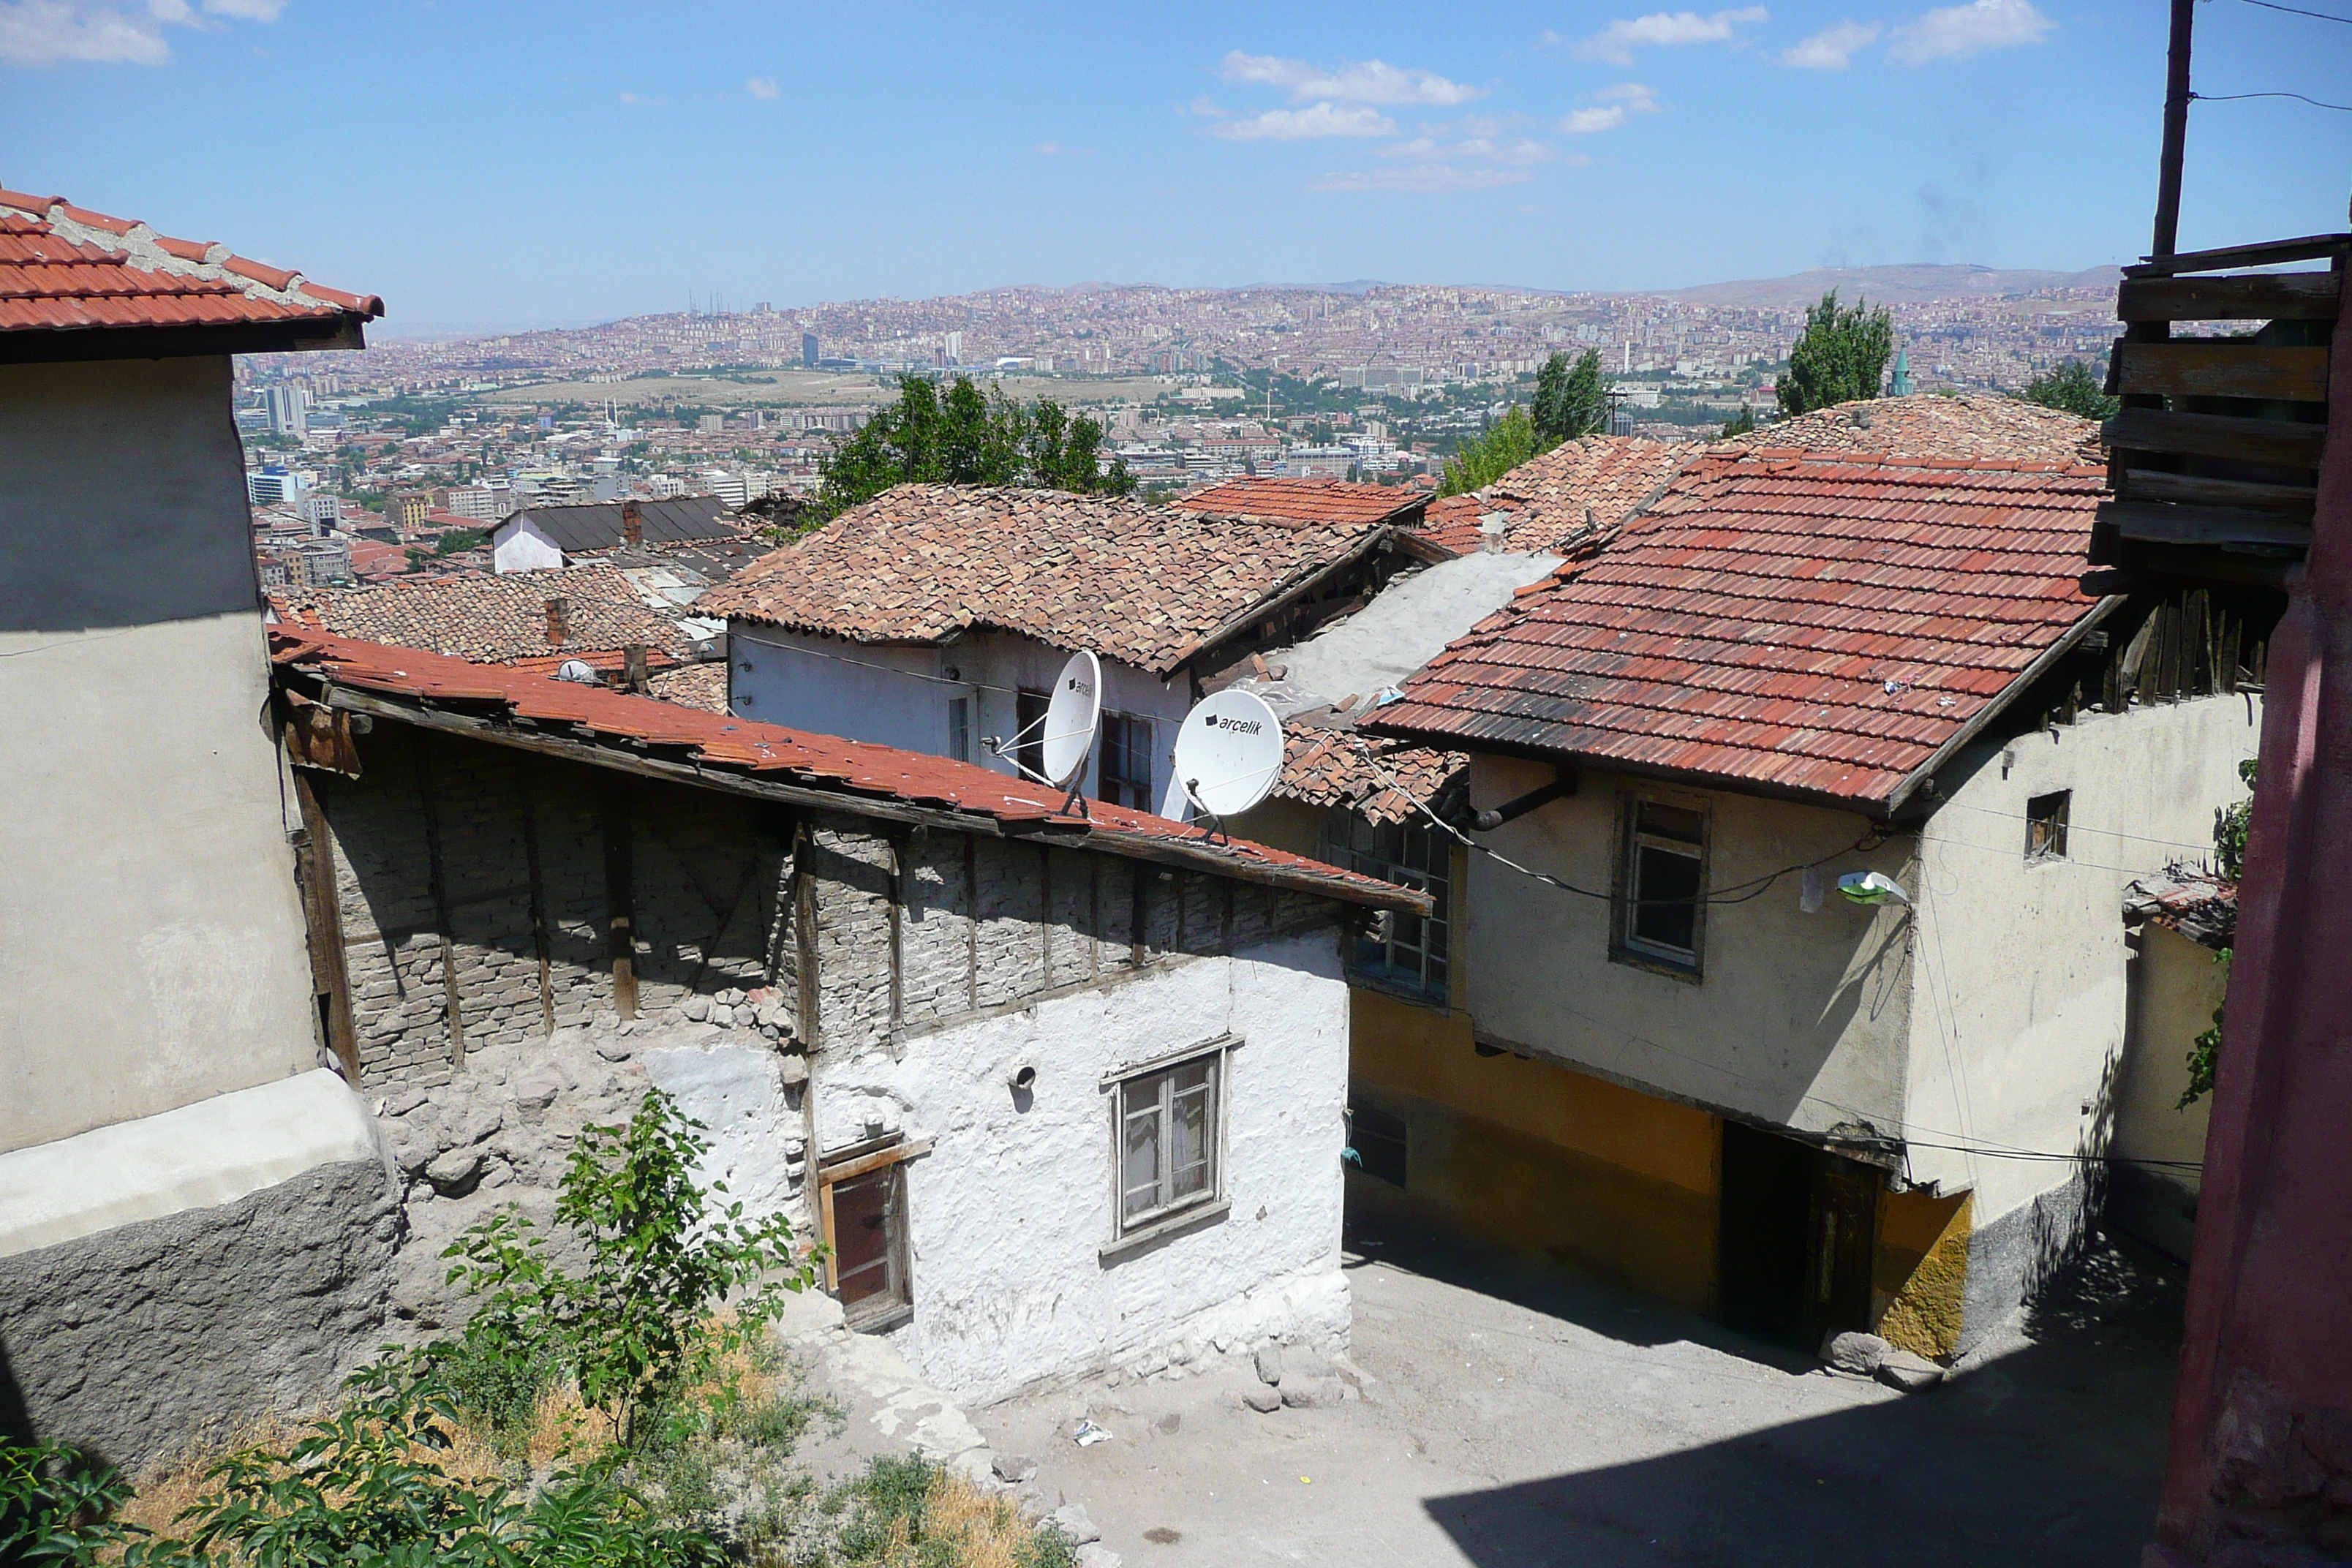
[987,649,1103,818]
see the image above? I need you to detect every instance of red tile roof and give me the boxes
[1276,728,1468,827]
[269,629,1423,913]
[0,189,382,336]
[646,661,730,713]
[269,564,695,671]
[1175,477,1427,529]
[1420,437,1696,557]
[1371,450,2114,813]
[1724,393,2103,467]
[701,483,1415,676]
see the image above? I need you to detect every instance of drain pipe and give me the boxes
[1473,767,1577,832]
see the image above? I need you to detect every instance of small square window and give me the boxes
[1618,797,1707,972]
[1349,1099,1409,1188]
[947,697,973,764]
[1115,1049,1224,1235]
[2027,790,2070,861]
[1014,688,1049,783]
[1099,713,1154,810]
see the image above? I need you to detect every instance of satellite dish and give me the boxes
[1040,649,1103,790]
[556,659,599,685]
[1173,689,1284,821]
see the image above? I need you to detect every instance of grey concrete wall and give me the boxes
[0,356,320,1153]
[0,1155,400,1474]
[1460,756,1919,1139]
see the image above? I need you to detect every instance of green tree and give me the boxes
[1532,350,1610,442]
[815,375,1132,520]
[1717,407,1757,439]
[1437,407,1548,497]
[1779,290,1895,416]
[2020,358,2119,421]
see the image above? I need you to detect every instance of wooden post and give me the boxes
[603,784,638,1019]
[290,772,361,1081]
[2152,0,2195,259]
[519,760,554,1034]
[794,822,821,1048]
[886,833,905,1034]
[413,737,467,1067]
[963,832,979,1011]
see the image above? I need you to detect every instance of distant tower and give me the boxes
[1888,347,1914,397]
[802,332,820,367]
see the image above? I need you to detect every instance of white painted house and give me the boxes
[490,494,745,575]
[701,478,1436,821]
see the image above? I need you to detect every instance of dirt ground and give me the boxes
[978,1228,2184,1567]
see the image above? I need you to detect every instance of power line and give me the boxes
[2235,0,2352,24]
[2192,89,2352,112]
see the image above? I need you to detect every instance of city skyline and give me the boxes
[2,1,2346,330]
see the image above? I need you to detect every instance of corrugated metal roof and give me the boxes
[507,496,748,553]
[1370,450,2111,813]
[270,628,1425,913]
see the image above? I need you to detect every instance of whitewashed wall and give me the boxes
[491,516,565,573]
[729,625,1196,818]
[817,927,1352,1404]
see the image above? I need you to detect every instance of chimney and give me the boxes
[621,499,643,547]
[624,642,648,695]
[545,596,570,646]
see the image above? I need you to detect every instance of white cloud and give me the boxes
[1782,19,1880,67]
[1221,49,1485,106]
[1312,164,1548,194]
[745,75,778,99]
[1322,132,1564,192]
[1888,0,2052,62]
[1567,7,1768,65]
[1034,140,1062,154]
[1210,102,1398,140]
[1562,81,1659,133]
[0,0,281,66]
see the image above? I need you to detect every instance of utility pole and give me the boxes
[2152,0,2195,257]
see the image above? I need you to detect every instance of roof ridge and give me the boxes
[0,189,382,320]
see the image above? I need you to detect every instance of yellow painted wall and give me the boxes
[1352,987,1722,1309]
[1873,1188,1972,1358]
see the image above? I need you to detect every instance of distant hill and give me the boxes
[1661,263,2123,309]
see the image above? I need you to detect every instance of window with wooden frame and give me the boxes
[2026,791,2070,862]
[1110,1040,1232,1243]
[947,696,973,764]
[1322,810,1452,1003]
[1014,688,1049,783]
[1098,712,1155,810]
[820,1136,927,1333]
[1616,795,1708,975]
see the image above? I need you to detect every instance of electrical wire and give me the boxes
[2191,89,2352,112]
[2236,0,2352,24]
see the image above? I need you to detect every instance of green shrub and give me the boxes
[1,1437,140,1567]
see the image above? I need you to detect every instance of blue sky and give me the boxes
[3,1,2347,330]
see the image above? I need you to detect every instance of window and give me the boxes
[947,697,973,764]
[1323,811,1452,1003]
[1115,1048,1224,1236]
[2027,790,2070,862]
[1348,1098,1409,1188]
[1618,796,1707,972]
[824,1157,911,1331]
[1098,713,1154,810]
[1014,687,1049,783]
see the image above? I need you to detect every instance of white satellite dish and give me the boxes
[1040,649,1103,791]
[556,659,599,685]
[1174,689,1284,823]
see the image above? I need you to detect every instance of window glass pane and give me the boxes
[1122,1098,1161,1219]
[1632,843,1703,953]
[948,698,971,764]
[1169,1062,1213,1200]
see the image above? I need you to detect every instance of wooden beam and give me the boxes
[2121,469,2317,519]
[290,772,361,1082]
[412,736,467,1067]
[2120,539,2296,591]
[2125,233,2352,278]
[2105,407,2329,468]
[602,785,638,1020]
[2150,0,2193,258]
[519,759,554,1035]
[2103,500,2314,549]
[2117,272,2340,323]
[2112,342,2329,402]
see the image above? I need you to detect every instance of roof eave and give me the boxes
[0,313,370,365]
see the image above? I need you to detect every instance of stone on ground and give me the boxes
[1876,1348,1947,1392]
[1822,1330,1890,1376]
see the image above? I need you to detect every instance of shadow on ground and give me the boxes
[1404,1237,2184,1567]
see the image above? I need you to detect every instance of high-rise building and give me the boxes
[261,383,309,436]
[943,331,964,365]
[802,333,820,367]
[245,466,314,508]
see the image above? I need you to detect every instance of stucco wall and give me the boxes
[492,517,564,573]
[731,625,1196,818]
[1460,756,1919,1139]
[817,926,1352,1404]
[0,356,320,1153]
[1904,693,2259,1230]
[2114,921,2222,1186]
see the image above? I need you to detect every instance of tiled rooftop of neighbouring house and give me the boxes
[1277,728,1469,828]
[1371,448,2112,813]
[1722,393,2105,467]
[1174,476,1428,529]
[269,564,698,673]
[1420,437,1697,557]
[506,496,751,554]
[701,483,1423,676]
[0,189,381,335]
[268,628,1426,914]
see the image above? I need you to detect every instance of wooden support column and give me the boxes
[794,821,821,1049]
[1129,862,1149,969]
[1038,843,1052,981]
[886,833,905,1035]
[603,783,638,1020]
[413,736,467,1067]
[290,771,361,1081]
[519,759,554,1034]
[963,832,979,1011]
